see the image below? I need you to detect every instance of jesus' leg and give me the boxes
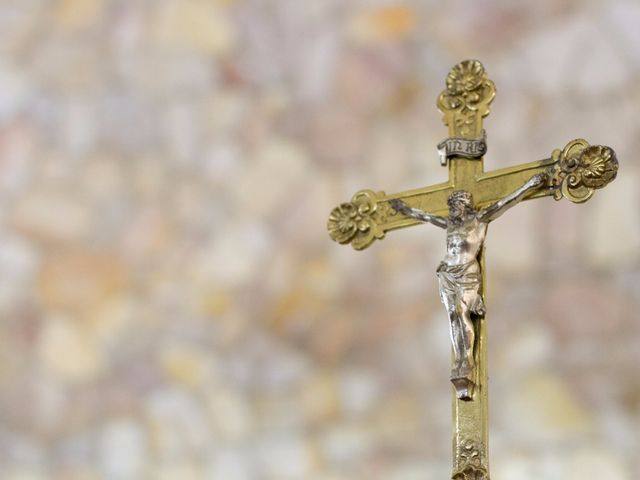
[444,301,475,400]
[458,301,476,375]
[446,305,464,373]
[448,291,478,400]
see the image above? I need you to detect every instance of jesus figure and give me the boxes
[390,172,547,400]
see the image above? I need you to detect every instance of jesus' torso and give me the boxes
[443,215,488,266]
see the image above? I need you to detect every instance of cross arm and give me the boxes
[472,139,619,207]
[326,140,618,250]
[326,180,453,250]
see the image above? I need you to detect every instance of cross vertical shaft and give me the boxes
[437,60,495,479]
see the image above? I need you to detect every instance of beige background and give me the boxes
[0,0,638,479]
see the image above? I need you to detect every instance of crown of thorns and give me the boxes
[447,190,474,208]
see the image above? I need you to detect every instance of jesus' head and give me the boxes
[447,190,475,223]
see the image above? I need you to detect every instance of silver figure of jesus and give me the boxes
[390,172,547,401]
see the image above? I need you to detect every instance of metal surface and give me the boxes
[326,60,619,479]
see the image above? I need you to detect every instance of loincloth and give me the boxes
[436,260,484,314]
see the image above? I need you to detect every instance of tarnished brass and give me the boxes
[326,60,618,479]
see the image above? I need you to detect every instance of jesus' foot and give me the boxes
[451,376,475,401]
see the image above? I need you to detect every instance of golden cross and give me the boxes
[326,60,618,479]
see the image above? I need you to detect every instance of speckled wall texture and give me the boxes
[0,1,638,479]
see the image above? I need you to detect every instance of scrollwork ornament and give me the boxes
[327,190,396,250]
[437,60,496,138]
[547,140,619,203]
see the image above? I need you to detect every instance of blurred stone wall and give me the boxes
[0,0,638,479]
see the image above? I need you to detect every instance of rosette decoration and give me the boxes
[327,189,395,250]
[547,139,619,203]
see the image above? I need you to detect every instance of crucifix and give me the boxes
[326,60,618,479]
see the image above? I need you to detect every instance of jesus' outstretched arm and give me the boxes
[389,199,448,229]
[477,172,548,223]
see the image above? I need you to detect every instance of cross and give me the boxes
[326,60,618,479]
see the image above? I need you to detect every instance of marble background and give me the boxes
[0,0,638,479]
